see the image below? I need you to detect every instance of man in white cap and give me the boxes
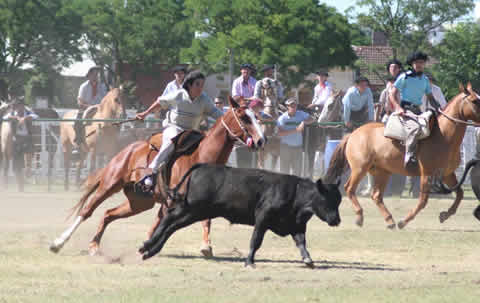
[74,66,107,154]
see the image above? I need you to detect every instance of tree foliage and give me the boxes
[0,0,83,97]
[433,22,480,100]
[354,0,475,58]
[69,0,193,84]
[181,0,358,88]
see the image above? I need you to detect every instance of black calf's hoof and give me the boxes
[473,206,480,221]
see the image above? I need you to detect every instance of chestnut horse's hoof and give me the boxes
[397,220,407,229]
[303,257,314,268]
[200,244,213,258]
[244,262,256,269]
[49,243,61,254]
[355,216,364,227]
[473,206,480,221]
[439,211,450,223]
[386,223,396,230]
[88,242,100,256]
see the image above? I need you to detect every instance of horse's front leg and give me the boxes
[398,174,431,229]
[439,173,464,223]
[200,219,212,257]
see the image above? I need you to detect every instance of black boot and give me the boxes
[134,172,158,196]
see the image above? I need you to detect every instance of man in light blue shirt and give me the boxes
[342,76,374,131]
[389,51,441,169]
[277,98,314,176]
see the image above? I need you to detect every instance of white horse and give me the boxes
[257,77,283,170]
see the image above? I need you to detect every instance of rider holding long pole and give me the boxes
[135,71,224,194]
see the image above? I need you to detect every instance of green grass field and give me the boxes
[0,187,479,303]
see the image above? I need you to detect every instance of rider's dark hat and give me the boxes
[172,65,188,73]
[260,65,275,73]
[386,59,403,72]
[315,70,329,77]
[240,63,254,70]
[85,66,101,78]
[406,51,428,66]
[354,76,370,84]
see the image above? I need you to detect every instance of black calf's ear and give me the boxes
[316,179,327,194]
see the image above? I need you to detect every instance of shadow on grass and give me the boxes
[162,254,404,271]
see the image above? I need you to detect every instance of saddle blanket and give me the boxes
[384,111,433,141]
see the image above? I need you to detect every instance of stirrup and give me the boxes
[134,173,158,196]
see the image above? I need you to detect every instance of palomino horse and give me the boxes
[1,105,59,191]
[326,82,480,229]
[257,77,283,170]
[50,97,265,256]
[304,91,345,178]
[60,87,127,190]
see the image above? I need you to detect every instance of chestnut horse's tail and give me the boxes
[67,167,105,220]
[325,134,350,184]
[434,159,480,194]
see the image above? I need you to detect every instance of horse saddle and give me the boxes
[155,130,205,192]
[80,105,99,125]
[384,111,434,141]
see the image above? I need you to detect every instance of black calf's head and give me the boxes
[313,179,341,226]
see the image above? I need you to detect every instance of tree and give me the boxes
[181,0,357,88]
[354,0,474,58]
[433,22,480,100]
[0,0,84,98]
[69,0,193,84]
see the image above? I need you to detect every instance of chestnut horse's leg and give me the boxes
[200,219,212,257]
[439,173,464,223]
[371,169,396,228]
[88,198,156,256]
[63,144,71,191]
[398,174,431,229]
[345,165,369,227]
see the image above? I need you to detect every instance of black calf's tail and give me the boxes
[436,159,480,194]
[324,134,350,184]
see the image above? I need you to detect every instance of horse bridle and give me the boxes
[439,93,480,127]
[221,107,252,145]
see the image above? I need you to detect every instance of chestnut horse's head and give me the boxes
[222,96,266,150]
[458,82,480,122]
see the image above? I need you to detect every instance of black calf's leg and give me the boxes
[140,206,201,259]
[291,231,314,268]
[245,224,267,268]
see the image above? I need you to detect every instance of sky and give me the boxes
[61,0,480,76]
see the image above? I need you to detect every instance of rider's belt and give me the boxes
[400,101,421,115]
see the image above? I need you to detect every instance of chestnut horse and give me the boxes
[326,82,480,229]
[50,97,265,256]
[60,87,127,190]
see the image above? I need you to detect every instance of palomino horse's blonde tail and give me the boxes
[66,167,105,220]
[325,134,350,184]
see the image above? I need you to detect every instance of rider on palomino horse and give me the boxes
[73,66,108,155]
[253,64,284,102]
[308,70,332,113]
[388,51,442,169]
[135,71,224,194]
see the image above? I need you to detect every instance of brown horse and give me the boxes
[326,82,480,229]
[60,87,127,190]
[50,97,265,256]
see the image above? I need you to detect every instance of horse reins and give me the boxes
[221,107,251,146]
[438,94,480,127]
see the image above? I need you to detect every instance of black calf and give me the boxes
[139,164,342,267]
